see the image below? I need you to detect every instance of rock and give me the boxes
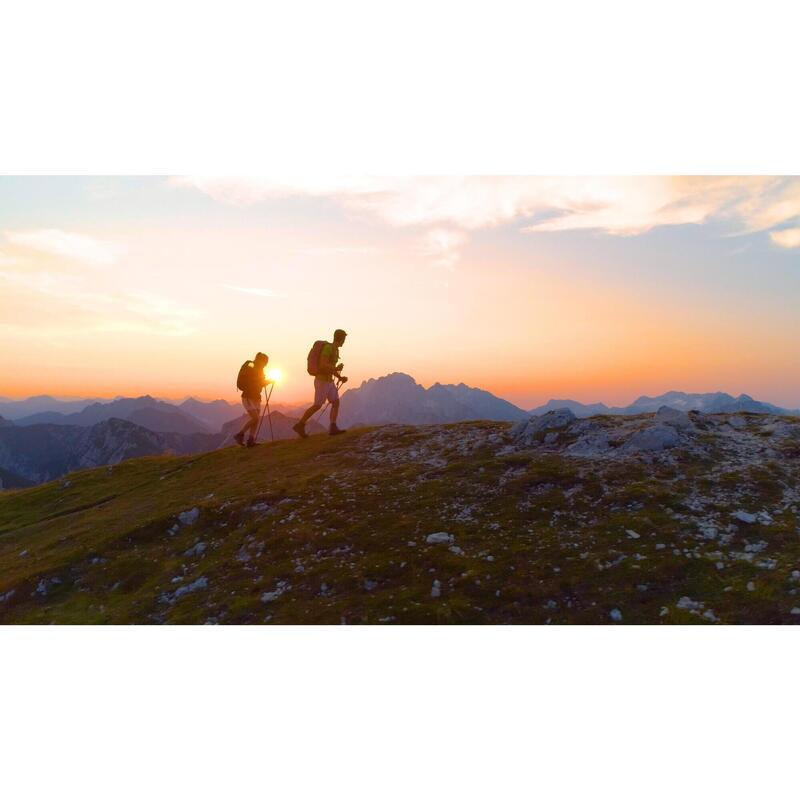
[426,532,453,545]
[261,581,289,603]
[609,608,622,622]
[676,596,704,611]
[655,405,694,430]
[543,431,559,445]
[626,529,640,539]
[448,545,465,555]
[746,581,755,591]
[727,415,747,430]
[431,579,442,598]
[511,408,576,446]
[733,510,757,524]
[566,431,610,456]
[183,541,206,557]
[620,424,681,454]
[791,608,800,615]
[178,507,200,526]
[173,576,208,600]
[363,579,378,591]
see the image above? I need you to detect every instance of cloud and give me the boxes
[222,284,288,298]
[421,228,469,271]
[5,228,120,266]
[0,270,199,336]
[0,250,22,267]
[174,176,800,266]
[770,227,800,249]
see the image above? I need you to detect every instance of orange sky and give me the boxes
[2,176,799,409]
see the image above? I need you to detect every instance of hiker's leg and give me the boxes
[244,409,259,438]
[330,398,340,425]
[299,403,321,424]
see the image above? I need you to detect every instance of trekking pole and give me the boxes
[311,376,343,425]
[265,383,275,443]
[255,383,275,443]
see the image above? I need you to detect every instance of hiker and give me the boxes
[235,352,273,447]
[293,329,349,437]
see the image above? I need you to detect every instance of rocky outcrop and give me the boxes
[510,408,577,445]
[619,423,682,454]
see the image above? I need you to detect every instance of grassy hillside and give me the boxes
[2,419,800,624]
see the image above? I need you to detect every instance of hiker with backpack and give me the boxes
[293,329,349,438]
[234,352,273,447]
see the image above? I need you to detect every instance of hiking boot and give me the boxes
[329,423,346,436]
[234,432,245,447]
[246,439,259,448]
[292,421,308,439]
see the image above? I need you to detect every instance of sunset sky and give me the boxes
[2,176,799,408]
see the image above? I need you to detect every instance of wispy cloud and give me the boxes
[296,245,377,256]
[5,228,120,266]
[174,176,800,239]
[222,284,288,298]
[421,228,468,271]
[770,227,800,249]
[0,250,22,267]
[0,270,199,336]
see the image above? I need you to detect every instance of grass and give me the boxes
[2,421,800,624]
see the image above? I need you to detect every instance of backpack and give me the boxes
[237,361,260,395]
[307,340,328,376]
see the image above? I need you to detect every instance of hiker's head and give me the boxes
[254,352,269,368]
[333,329,347,347]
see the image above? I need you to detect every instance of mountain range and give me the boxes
[2,377,798,487]
[529,391,797,418]
[338,373,526,426]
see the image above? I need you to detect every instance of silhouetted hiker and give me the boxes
[235,352,273,447]
[293,329,349,437]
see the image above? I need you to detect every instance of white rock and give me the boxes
[178,507,200,526]
[426,532,453,545]
[183,541,206,557]
[626,529,640,539]
[747,581,756,591]
[431,579,442,598]
[261,581,289,603]
[791,608,800,615]
[173,576,208,599]
[733,510,757,524]
[676,596,704,611]
[609,608,623,622]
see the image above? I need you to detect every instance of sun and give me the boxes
[266,367,283,384]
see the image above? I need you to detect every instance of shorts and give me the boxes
[242,395,261,415]
[314,378,339,406]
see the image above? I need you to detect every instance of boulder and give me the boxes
[620,424,681,454]
[655,405,694,430]
[567,431,611,456]
[511,407,576,446]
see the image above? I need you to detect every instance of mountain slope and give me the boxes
[0,419,219,484]
[179,398,242,431]
[0,466,34,490]
[3,412,800,624]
